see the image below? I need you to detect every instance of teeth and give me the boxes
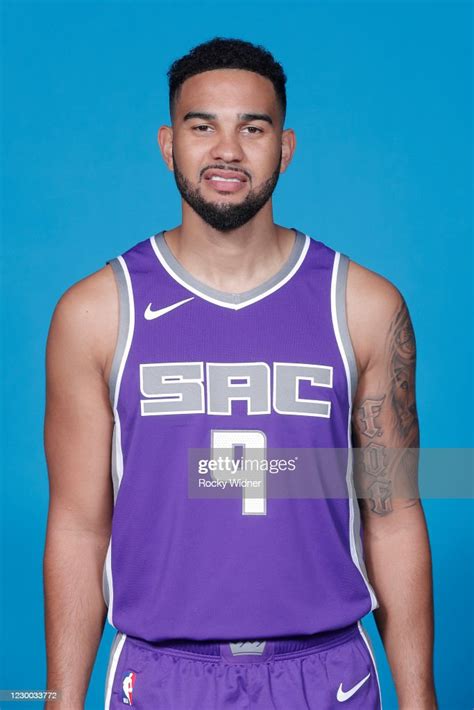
[210,176,241,182]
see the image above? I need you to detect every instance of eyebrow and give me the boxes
[183,111,273,126]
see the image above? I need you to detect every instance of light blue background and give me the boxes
[1,1,472,708]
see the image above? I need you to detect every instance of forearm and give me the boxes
[43,523,109,709]
[363,502,437,709]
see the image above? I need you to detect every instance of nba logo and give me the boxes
[121,671,136,705]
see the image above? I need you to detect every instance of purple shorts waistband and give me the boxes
[127,622,359,658]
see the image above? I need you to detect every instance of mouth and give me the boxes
[203,168,249,194]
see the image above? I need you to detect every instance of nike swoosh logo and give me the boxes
[144,297,194,320]
[336,672,371,702]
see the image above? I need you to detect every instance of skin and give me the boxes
[348,269,437,709]
[157,69,297,293]
[43,68,437,708]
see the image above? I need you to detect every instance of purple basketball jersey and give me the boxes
[102,228,378,643]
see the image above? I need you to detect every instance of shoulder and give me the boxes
[46,263,118,381]
[345,256,411,375]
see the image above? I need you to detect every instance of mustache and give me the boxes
[199,164,251,181]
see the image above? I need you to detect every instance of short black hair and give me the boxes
[167,37,287,126]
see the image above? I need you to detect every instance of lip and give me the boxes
[203,168,248,183]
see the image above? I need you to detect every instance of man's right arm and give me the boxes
[43,266,118,709]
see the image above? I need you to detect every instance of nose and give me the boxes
[210,129,244,164]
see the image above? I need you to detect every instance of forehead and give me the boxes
[175,69,278,115]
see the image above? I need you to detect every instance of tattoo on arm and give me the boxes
[356,396,393,515]
[387,299,419,447]
[354,299,420,516]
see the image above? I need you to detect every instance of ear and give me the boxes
[157,125,174,172]
[280,128,296,174]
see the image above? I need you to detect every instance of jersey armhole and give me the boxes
[332,251,380,613]
[106,256,134,409]
[333,252,359,406]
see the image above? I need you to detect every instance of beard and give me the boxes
[172,151,282,233]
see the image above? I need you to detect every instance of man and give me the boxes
[43,37,437,709]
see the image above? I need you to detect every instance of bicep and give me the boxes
[44,288,114,536]
[352,293,421,524]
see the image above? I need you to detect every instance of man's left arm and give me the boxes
[349,274,437,709]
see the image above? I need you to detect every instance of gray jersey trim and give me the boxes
[332,251,379,612]
[107,257,131,408]
[103,256,134,623]
[104,632,127,709]
[152,228,307,306]
[334,253,358,403]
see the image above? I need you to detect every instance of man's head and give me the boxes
[168,37,287,128]
[158,37,295,232]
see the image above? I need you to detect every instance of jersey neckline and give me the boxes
[149,228,311,311]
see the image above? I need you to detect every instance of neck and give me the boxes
[163,205,296,294]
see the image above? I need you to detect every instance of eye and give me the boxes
[192,125,213,132]
[243,126,263,134]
